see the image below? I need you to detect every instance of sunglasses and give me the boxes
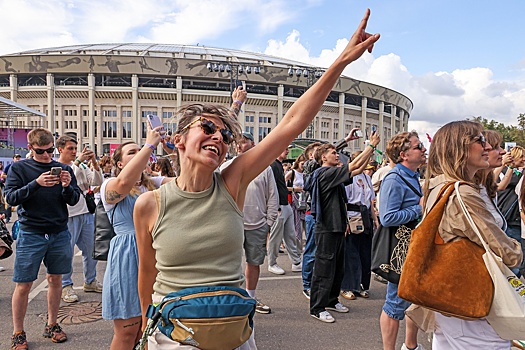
[413,142,424,151]
[473,134,486,148]
[32,146,55,155]
[181,117,235,145]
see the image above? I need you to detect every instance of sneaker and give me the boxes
[61,285,78,303]
[254,299,271,314]
[401,343,425,350]
[268,264,285,275]
[11,331,28,350]
[373,273,388,284]
[0,266,6,272]
[83,279,103,293]
[311,310,335,323]
[340,290,356,300]
[43,323,67,343]
[291,262,302,272]
[326,302,349,313]
[302,289,311,300]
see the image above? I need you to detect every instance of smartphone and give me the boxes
[235,80,246,90]
[50,167,62,176]
[372,125,377,133]
[353,129,363,138]
[147,114,165,138]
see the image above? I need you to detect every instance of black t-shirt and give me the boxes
[315,166,352,234]
[497,168,522,227]
[270,159,289,205]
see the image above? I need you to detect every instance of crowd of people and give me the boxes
[1,8,524,350]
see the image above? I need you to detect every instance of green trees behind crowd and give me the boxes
[470,113,525,146]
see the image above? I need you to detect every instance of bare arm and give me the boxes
[105,124,163,204]
[349,131,380,175]
[230,87,247,116]
[223,9,380,203]
[135,191,159,332]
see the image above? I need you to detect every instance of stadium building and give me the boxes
[0,44,412,156]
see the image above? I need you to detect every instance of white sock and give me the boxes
[247,289,256,298]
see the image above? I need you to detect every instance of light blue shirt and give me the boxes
[379,163,422,227]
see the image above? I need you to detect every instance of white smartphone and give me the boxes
[147,114,165,138]
[353,129,363,138]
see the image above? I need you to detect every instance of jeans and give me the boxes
[310,231,345,315]
[268,204,301,266]
[382,282,411,320]
[341,231,372,291]
[62,213,98,287]
[506,225,522,277]
[302,214,316,290]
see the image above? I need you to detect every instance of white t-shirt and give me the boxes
[515,176,525,239]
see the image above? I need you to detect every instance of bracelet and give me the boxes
[144,143,156,151]
[508,165,514,170]
[233,100,243,105]
[368,144,376,150]
[75,158,81,164]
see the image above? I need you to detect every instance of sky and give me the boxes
[1,0,524,139]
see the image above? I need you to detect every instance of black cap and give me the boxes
[242,132,254,141]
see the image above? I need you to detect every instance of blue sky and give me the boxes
[1,0,524,137]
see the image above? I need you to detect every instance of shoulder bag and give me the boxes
[398,182,494,319]
[136,286,256,350]
[371,171,422,284]
[83,188,97,214]
[455,182,525,339]
[0,220,13,259]
[92,200,118,261]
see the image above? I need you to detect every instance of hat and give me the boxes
[13,154,21,159]
[365,164,376,170]
[242,132,254,141]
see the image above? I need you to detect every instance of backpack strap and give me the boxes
[383,170,423,198]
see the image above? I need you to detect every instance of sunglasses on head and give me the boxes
[473,134,486,148]
[32,146,55,155]
[181,117,235,145]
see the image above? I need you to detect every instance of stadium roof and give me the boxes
[0,96,46,118]
[9,43,319,69]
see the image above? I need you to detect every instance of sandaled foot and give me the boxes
[43,323,67,343]
[11,331,28,350]
[340,290,356,300]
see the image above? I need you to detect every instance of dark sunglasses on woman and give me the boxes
[181,117,235,145]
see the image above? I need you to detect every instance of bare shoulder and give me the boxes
[135,191,158,215]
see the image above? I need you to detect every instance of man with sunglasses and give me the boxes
[4,128,81,349]
[378,131,426,350]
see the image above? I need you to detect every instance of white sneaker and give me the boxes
[61,285,79,303]
[0,266,5,272]
[292,262,302,272]
[83,279,103,293]
[311,310,335,323]
[401,343,425,350]
[326,302,349,313]
[268,264,285,275]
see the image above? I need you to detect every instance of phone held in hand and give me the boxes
[353,129,363,138]
[50,167,62,176]
[147,114,165,138]
[372,125,377,133]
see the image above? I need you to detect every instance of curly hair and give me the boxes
[386,131,419,164]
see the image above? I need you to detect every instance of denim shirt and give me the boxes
[379,163,422,227]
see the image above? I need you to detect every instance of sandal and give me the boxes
[340,290,356,300]
[43,323,68,343]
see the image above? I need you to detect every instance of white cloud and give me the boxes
[261,29,525,138]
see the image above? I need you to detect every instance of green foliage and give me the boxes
[470,114,525,146]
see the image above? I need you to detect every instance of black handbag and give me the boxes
[84,188,97,214]
[93,200,118,261]
[0,219,13,259]
[371,220,418,284]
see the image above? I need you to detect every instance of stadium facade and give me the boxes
[0,43,412,156]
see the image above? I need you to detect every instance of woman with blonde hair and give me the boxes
[418,120,522,348]
[134,9,380,348]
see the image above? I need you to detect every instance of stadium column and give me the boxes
[46,73,54,134]
[338,92,345,143]
[88,73,95,150]
[277,84,283,127]
[131,74,139,143]
[9,74,17,102]
[176,76,182,110]
[400,110,407,132]
[361,96,367,150]
[379,101,384,152]
[391,105,397,135]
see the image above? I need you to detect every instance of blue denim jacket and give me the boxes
[379,163,422,227]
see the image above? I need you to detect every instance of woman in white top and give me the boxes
[285,153,307,250]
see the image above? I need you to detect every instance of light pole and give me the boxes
[206,59,261,100]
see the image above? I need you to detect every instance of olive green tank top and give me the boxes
[152,172,245,296]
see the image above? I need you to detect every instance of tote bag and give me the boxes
[456,181,525,340]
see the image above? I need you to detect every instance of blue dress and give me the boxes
[101,181,141,320]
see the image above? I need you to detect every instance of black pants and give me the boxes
[341,230,372,291]
[309,231,345,315]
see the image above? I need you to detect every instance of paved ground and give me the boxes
[0,215,435,349]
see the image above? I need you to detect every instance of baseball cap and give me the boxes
[13,154,21,158]
[242,132,254,141]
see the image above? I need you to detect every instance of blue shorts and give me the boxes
[382,281,411,321]
[13,229,73,283]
